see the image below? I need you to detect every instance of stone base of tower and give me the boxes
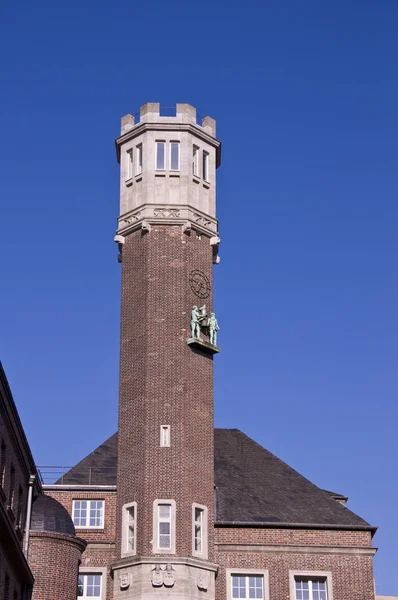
[112,557,218,600]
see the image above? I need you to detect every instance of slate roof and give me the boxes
[31,494,75,536]
[57,428,374,531]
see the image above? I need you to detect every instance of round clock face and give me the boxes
[189,270,211,299]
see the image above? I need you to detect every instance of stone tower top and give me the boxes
[115,103,221,240]
[120,103,217,138]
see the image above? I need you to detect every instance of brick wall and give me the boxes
[215,527,375,600]
[45,490,116,543]
[29,531,85,600]
[116,225,215,559]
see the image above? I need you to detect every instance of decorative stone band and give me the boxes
[216,543,377,556]
[117,204,218,238]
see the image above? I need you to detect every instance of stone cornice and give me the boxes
[115,122,221,166]
[117,204,218,238]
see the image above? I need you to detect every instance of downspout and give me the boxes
[23,474,36,559]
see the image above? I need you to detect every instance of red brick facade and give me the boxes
[29,531,86,600]
[116,225,215,560]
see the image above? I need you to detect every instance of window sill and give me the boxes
[125,178,133,187]
[75,526,105,531]
[155,172,166,177]
[192,175,201,184]
[203,181,210,189]
[135,173,142,181]
[169,172,180,177]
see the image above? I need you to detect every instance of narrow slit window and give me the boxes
[126,149,133,179]
[170,142,179,170]
[122,502,137,556]
[193,145,199,176]
[136,144,143,175]
[203,151,209,181]
[8,464,15,509]
[194,507,203,552]
[0,439,6,488]
[156,141,166,170]
[160,425,170,447]
[192,504,208,558]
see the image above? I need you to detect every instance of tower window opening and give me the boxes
[136,144,143,175]
[160,425,170,447]
[203,151,209,181]
[170,142,180,170]
[122,502,137,556]
[156,141,166,170]
[193,145,199,176]
[192,503,208,558]
[158,503,171,549]
[126,149,133,180]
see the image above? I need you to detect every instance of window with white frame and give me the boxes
[170,142,179,170]
[72,500,104,528]
[160,425,170,447]
[203,150,209,181]
[294,577,328,600]
[193,145,199,176]
[153,499,175,553]
[78,573,102,599]
[192,503,208,558]
[156,141,166,170]
[126,148,133,180]
[121,501,137,556]
[231,575,264,599]
[136,144,143,175]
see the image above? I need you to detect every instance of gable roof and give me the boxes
[56,428,374,532]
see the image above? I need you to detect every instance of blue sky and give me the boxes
[1,0,397,593]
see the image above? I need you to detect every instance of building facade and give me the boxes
[1,103,379,600]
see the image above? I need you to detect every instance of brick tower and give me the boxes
[112,103,221,600]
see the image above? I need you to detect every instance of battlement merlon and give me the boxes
[116,103,221,166]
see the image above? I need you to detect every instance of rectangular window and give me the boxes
[156,141,165,170]
[192,503,208,558]
[122,502,137,556]
[203,151,209,181]
[193,145,199,176]
[126,149,133,180]
[232,575,264,599]
[170,142,179,171]
[295,578,328,600]
[0,439,6,488]
[8,464,15,508]
[78,574,102,599]
[72,500,104,528]
[158,503,171,549]
[136,144,143,175]
[160,425,170,447]
[16,485,23,527]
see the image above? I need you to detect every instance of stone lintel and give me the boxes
[186,338,220,355]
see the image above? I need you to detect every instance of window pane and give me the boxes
[203,151,209,181]
[195,508,203,522]
[156,142,165,169]
[193,146,199,175]
[170,142,179,170]
[136,144,142,174]
[159,504,171,518]
[159,522,170,534]
[159,534,170,548]
[77,576,84,596]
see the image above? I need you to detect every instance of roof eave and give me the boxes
[215,521,378,537]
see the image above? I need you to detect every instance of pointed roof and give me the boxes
[56,429,374,532]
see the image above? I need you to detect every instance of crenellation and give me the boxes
[121,114,135,135]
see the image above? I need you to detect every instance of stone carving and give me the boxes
[208,312,220,346]
[120,573,130,590]
[122,211,141,225]
[151,564,175,588]
[163,564,176,587]
[190,306,219,346]
[191,306,202,339]
[193,212,212,228]
[151,564,163,587]
[197,571,209,591]
[153,208,181,218]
